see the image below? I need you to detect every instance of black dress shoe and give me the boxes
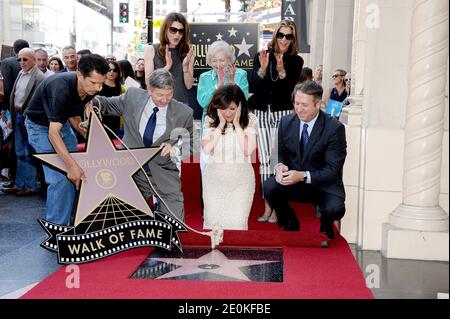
[277,220,286,228]
[320,216,335,239]
[283,220,300,231]
[320,223,335,239]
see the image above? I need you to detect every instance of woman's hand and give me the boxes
[275,53,285,76]
[218,109,226,130]
[217,67,226,87]
[182,47,195,70]
[165,46,173,70]
[259,50,269,72]
[233,102,242,128]
[227,64,236,84]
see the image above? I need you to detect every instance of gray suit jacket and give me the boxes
[93,87,193,194]
[10,66,45,126]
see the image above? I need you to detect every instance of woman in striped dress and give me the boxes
[249,20,304,223]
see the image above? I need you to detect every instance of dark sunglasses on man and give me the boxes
[168,26,184,35]
[276,32,294,41]
[17,58,28,62]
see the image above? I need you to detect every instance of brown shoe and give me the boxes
[16,188,34,196]
[1,187,20,194]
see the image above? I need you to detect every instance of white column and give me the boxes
[340,0,367,122]
[322,0,355,91]
[339,0,366,246]
[390,0,449,231]
[309,0,326,69]
[383,0,449,261]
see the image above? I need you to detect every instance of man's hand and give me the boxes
[275,164,289,184]
[278,170,305,186]
[67,163,86,190]
[78,126,88,139]
[160,142,177,157]
[84,101,94,118]
[69,116,87,139]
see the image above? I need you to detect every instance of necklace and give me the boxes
[269,60,279,82]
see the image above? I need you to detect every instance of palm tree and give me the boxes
[224,0,231,21]
[239,0,249,12]
[224,0,231,12]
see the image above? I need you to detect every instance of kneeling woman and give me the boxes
[201,84,258,230]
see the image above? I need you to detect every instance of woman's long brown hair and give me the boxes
[268,19,299,56]
[158,12,190,64]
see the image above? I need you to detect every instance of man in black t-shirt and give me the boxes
[25,54,109,225]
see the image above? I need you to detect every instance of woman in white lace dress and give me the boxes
[202,84,258,230]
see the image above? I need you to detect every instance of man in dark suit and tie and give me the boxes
[264,81,347,239]
[92,69,193,222]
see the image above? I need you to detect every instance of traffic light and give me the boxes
[119,3,129,23]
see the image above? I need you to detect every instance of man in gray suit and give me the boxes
[1,39,29,111]
[2,48,45,195]
[0,39,29,187]
[92,69,193,221]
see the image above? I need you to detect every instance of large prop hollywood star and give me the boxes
[36,112,222,264]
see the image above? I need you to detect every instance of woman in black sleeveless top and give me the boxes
[144,12,194,104]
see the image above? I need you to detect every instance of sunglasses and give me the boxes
[276,32,294,41]
[17,58,28,62]
[332,74,343,78]
[108,68,118,73]
[168,26,184,35]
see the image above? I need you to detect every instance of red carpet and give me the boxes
[21,157,373,299]
[22,242,372,299]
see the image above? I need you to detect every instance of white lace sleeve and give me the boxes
[245,113,258,135]
[204,115,214,132]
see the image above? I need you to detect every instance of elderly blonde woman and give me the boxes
[197,40,249,135]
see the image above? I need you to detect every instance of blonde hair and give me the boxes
[206,41,236,66]
[335,69,347,76]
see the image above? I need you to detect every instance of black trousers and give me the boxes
[263,176,345,227]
